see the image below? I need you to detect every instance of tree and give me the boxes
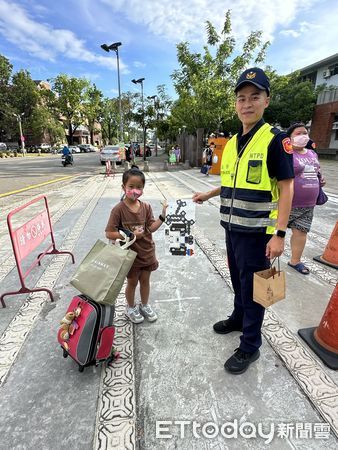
[82,84,103,145]
[30,106,65,146]
[7,70,39,143]
[170,10,269,135]
[264,69,317,128]
[99,97,119,144]
[52,74,90,144]
[0,55,13,141]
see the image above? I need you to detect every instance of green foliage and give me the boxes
[264,69,317,128]
[82,84,103,144]
[0,55,13,138]
[30,106,65,145]
[52,74,90,144]
[99,97,119,144]
[170,10,270,135]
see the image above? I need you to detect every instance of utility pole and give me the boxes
[13,113,25,156]
[132,78,146,161]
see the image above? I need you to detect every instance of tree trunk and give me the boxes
[68,122,73,145]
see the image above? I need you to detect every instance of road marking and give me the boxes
[154,296,200,303]
[0,175,74,198]
[0,176,108,387]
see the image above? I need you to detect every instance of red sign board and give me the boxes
[12,210,51,261]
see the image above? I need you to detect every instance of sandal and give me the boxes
[287,262,310,275]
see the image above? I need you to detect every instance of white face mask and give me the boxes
[292,134,309,148]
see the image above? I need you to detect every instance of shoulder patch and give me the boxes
[282,137,293,154]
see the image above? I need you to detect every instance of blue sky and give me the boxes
[0,0,337,100]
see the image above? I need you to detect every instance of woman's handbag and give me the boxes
[317,187,328,205]
[316,172,328,205]
[253,258,285,308]
[70,232,136,305]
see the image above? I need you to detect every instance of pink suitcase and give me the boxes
[57,295,118,372]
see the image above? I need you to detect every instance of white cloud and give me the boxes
[280,21,319,39]
[134,61,146,68]
[80,73,101,81]
[100,0,319,45]
[280,30,301,38]
[269,3,338,74]
[0,0,128,72]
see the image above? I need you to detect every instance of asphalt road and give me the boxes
[0,152,103,196]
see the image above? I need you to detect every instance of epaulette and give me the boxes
[270,126,283,136]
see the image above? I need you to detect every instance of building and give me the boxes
[300,54,338,158]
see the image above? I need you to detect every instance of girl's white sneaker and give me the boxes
[139,304,158,322]
[126,305,144,323]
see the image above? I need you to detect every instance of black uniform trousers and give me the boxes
[226,229,271,353]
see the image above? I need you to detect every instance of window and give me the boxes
[329,64,338,76]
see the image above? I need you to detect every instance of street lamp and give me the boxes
[147,95,158,157]
[132,78,146,161]
[101,41,123,142]
[13,112,25,156]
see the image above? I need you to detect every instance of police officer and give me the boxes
[193,67,294,374]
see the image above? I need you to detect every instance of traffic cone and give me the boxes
[298,283,338,370]
[313,221,338,269]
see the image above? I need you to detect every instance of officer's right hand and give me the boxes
[193,192,207,204]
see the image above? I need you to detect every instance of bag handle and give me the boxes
[116,229,136,249]
[270,257,281,277]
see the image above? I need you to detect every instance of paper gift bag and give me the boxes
[253,261,285,308]
[70,237,136,305]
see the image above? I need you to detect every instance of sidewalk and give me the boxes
[0,159,337,449]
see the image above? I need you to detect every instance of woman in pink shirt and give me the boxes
[286,123,325,275]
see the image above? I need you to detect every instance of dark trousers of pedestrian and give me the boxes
[225,229,271,353]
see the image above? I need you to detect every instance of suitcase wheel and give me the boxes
[62,349,69,359]
[78,365,84,373]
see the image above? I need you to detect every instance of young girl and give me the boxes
[105,167,167,323]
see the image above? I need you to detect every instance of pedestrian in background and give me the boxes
[174,144,181,164]
[286,123,325,275]
[193,67,294,374]
[169,147,176,165]
[205,144,213,176]
[105,166,167,323]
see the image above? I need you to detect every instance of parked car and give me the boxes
[36,143,51,152]
[79,144,96,153]
[69,145,81,153]
[148,144,162,153]
[0,142,7,151]
[99,145,125,165]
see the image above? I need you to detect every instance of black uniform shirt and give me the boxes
[237,119,294,181]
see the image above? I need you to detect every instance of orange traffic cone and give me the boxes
[313,221,338,269]
[298,283,338,369]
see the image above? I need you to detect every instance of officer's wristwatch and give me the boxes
[274,229,286,238]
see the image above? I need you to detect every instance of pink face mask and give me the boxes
[125,188,143,200]
[292,134,309,148]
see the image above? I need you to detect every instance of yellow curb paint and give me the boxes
[0,175,74,198]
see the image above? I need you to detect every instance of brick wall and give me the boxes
[311,101,338,148]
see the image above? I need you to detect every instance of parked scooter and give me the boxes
[62,154,73,166]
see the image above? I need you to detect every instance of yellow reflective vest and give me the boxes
[220,123,279,234]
